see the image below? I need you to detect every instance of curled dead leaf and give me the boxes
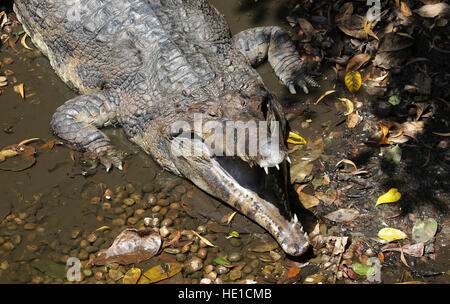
[89,228,161,265]
[346,53,371,73]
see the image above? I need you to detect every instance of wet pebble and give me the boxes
[158,199,170,207]
[161,218,173,227]
[112,218,126,226]
[159,226,170,238]
[3,242,14,250]
[229,238,242,247]
[197,248,207,259]
[123,198,135,206]
[228,252,242,262]
[24,223,36,230]
[71,230,81,239]
[176,253,187,262]
[87,233,97,243]
[229,269,242,281]
[127,217,139,225]
[196,225,207,234]
[184,257,203,274]
[83,269,93,277]
[108,269,123,281]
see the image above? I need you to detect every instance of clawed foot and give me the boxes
[98,148,125,172]
[286,68,319,95]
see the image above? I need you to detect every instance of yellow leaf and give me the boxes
[364,20,379,41]
[0,149,19,162]
[95,226,111,232]
[432,132,450,137]
[192,230,216,247]
[315,90,336,104]
[21,33,33,50]
[345,71,362,94]
[138,262,182,284]
[378,123,391,145]
[227,211,237,224]
[397,32,414,39]
[123,268,141,284]
[14,83,25,99]
[376,188,401,206]
[338,98,354,115]
[378,228,407,241]
[287,132,307,145]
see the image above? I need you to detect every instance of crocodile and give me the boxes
[14,0,318,256]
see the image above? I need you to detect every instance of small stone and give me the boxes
[86,246,99,254]
[248,241,278,253]
[158,199,170,207]
[164,248,180,254]
[78,250,89,260]
[216,265,229,274]
[87,234,97,243]
[151,206,161,213]
[229,269,242,281]
[3,242,14,250]
[169,203,179,210]
[159,226,170,237]
[31,276,43,284]
[190,244,199,253]
[102,202,111,211]
[123,198,135,206]
[200,278,212,284]
[125,183,135,194]
[13,234,22,245]
[108,269,124,281]
[24,223,36,230]
[184,257,203,274]
[83,269,93,277]
[228,252,242,262]
[0,260,9,270]
[127,217,139,225]
[161,218,173,227]
[204,264,214,274]
[229,238,242,247]
[112,218,126,226]
[176,253,187,262]
[71,229,81,239]
[134,209,146,217]
[243,265,253,274]
[196,225,207,234]
[197,248,207,259]
[27,244,39,253]
[94,271,103,280]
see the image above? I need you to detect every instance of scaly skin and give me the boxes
[14,0,318,256]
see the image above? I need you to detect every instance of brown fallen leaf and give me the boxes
[414,3,450,18]
[335,159,358,172]
[315,90,336,104]
[324,208,359,222]
[298,191,320,209]
[346,53,371,73]
[396,0,413,17]
[379,123,391,144]
[89,228,161,265]
[347,111,362,128]
[364,20,379,41]
[381,242,424,257]
[138,262,182,284]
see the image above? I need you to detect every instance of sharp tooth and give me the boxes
[293,214,298,224]
[275,164,279,170]
[286,156,291,164]
[264,167,269,175]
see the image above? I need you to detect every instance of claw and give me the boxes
[264,167,269,175]
[288,84,296,94]
[297,79,309,94]
[286,156,291,164]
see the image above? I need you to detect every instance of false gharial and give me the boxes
[14,0,319,255]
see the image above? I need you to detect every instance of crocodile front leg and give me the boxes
[51,90,123,171]
[232,26,318,94]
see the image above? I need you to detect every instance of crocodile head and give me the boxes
[158,92,309,256]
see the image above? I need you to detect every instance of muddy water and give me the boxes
[1,1,447,284]
[0,0,335,284]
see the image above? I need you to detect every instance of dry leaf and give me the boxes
[379,123,391,144]
[397,1,413,17]
[338,98,354,115]
[324,208,359,222]
[298,191,320,209]
[138,262,182,284]
[346,53,371,72]
[414,3,450,18]
[347,111,362,128]
[315,90,336,104]
[364,20,379,40]
[89,228,161,265]
[192,230,216,247]
[227,211,237,224]
[335,158,357,172]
